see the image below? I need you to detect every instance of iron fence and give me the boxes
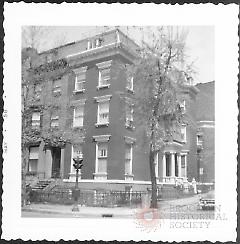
[30,190,148,207]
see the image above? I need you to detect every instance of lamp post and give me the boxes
[72,152,83,212]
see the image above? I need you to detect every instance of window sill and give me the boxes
[93,172,108,180]
[98,156,108,159]
[97,84,110,90]
[124,174,134,180]
[95,122,109,127]
[73,89,85,94]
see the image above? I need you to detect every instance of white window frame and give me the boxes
[93,135,111,180]
[96,60,112,89]
[29,146,39,172]
[125,143,133,176]
[197,134,203,146]
[124,136,135,180]
[126,76,134,92]
[73,66,87,93]
[180,125,187,143]
[73,105,84,128]
[52,79,61,94]
[125,99,134,128]
[179,99,186,112]
[94,95,112,127]
[31,112,40,129]
[50,112,59,128]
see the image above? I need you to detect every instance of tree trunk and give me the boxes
[149,143,158,208]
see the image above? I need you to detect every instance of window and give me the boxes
[74,67,87,92]
[99,68,111,87]
[125,144,132,175]
[87,38,102,50]
[50,111,59,128]
[96,60,112,88]
[94,95,112,126]
[179,99,186,112]
[52,79,61,94]
[93,135,111,179]
[71,144,83,173]
[73,105,84,127]
[181,155,186,168]
[34,84,42,99]
[97,143,108,173]
[29,146,39,172]
[180,125,187,142]
[98,101,109,125]
[199,167,204,175]
[197,134,203,146]
[125,101,133,128]
[126,76,134,91]
[31,112,40,129]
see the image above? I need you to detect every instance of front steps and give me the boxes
[31,180,53,191]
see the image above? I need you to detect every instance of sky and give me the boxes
[36,26,214,84]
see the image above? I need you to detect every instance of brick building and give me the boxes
[23,29,214,191]
[195,81,215,183]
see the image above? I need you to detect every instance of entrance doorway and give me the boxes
[51,147,61,178]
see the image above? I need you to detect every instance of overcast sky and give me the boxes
[41,26,214,84]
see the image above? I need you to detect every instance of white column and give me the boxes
[185,155,187,178]
[154,152,159,178]
[162,154,166,178]
[45,149,52,179]
[171,153,175,177]
[177,154,181,177]
[60,148,65,179]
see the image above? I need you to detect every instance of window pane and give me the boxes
[98,158,107,173]
[98,143,108,157]
[29,146,39,159]
[98,102,109,123]
[29,159,38,172]
[77,73,86,81]
[75,81,84,91]
[181,156,185,168]
[32,112,40,121]
[75,106,84,117]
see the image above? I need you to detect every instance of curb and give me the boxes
[22,208,135,217]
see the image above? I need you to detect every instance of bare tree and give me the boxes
[129,27,194,208]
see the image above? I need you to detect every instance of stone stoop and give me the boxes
[31,180,53,191]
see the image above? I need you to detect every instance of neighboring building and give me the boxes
[23,29,214,191]
[195,81,215,183]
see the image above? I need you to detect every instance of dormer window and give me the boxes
[87,38,103,50]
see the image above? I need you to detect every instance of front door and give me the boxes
[51,147,61,178]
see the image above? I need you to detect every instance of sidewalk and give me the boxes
[22,194,204,218]
[22,203,137,218]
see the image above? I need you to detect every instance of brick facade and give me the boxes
[23,29,215,190]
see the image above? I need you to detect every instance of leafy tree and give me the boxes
[128,27,194,208]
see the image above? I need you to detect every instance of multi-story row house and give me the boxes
[195,81,215,183]
[23,29,213,191]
